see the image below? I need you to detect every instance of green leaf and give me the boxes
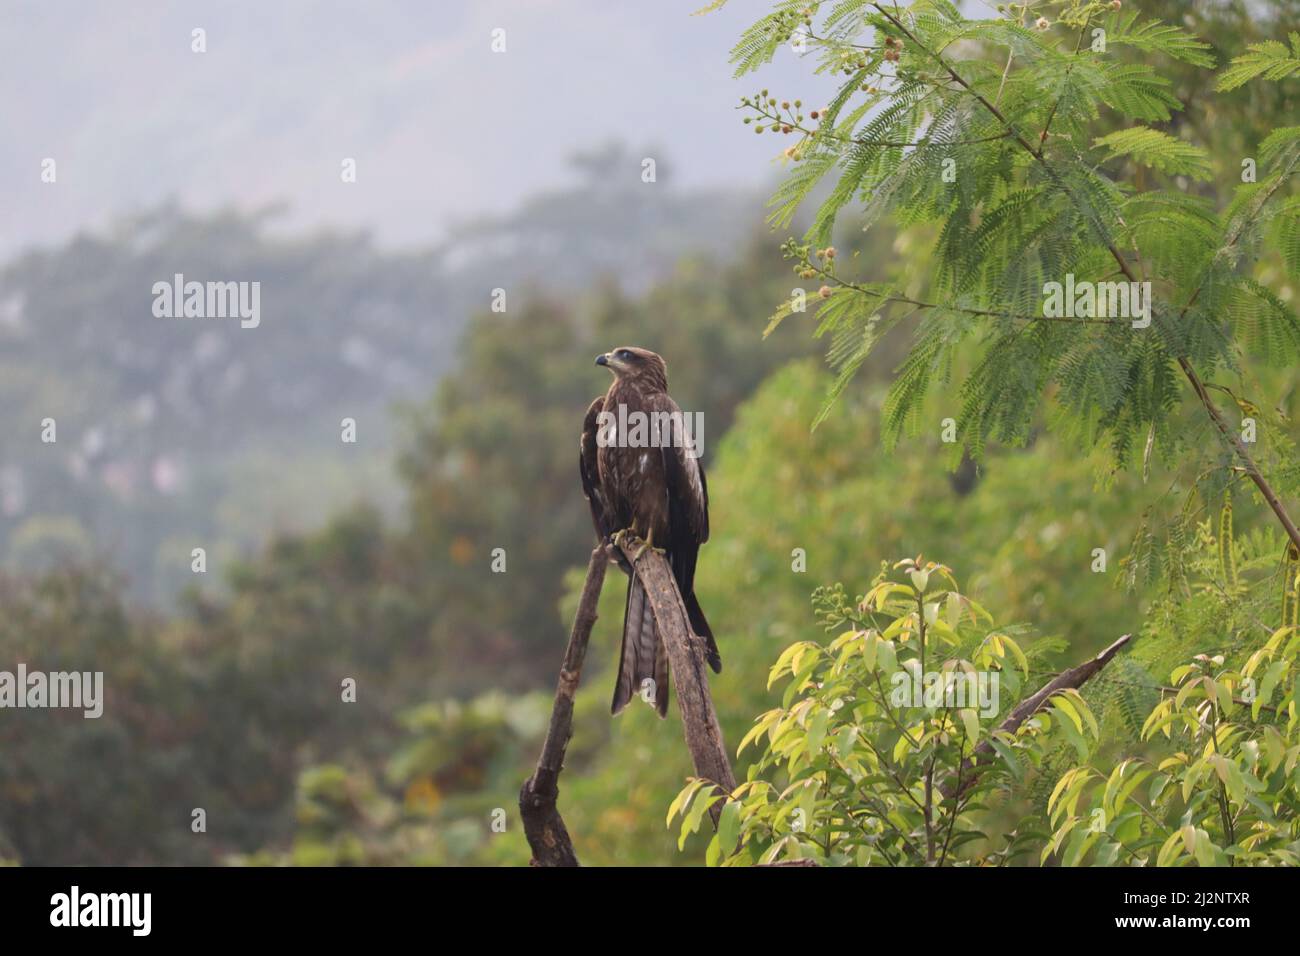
[1093,127,1213,180]
[1106,11,1216,68]
[717,799,741,853]
[678,786,721,851]
[959,707,980,744]
[806,707,830,756]
[876,638,898,677]
[667,778,707,827]
[1216,35,1300,91]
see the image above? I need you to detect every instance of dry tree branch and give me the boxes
[520,540,737,865]
[941,633,1134,800]
[615,539,738,823]
[519,546,607,867]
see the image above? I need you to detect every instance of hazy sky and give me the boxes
[2,0,841,258]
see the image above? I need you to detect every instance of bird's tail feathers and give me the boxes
[611,575,669,717]
[685,590,722,674]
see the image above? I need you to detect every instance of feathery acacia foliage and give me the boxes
[1216,31,1300,91]
[736,0,1300,560]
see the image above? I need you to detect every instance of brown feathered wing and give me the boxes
[579,392,717,719]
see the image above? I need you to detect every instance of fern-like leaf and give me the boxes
[1215,33,1300,91]
[1092,127,1212,180]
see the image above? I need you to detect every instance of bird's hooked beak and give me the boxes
[597,349,638,376]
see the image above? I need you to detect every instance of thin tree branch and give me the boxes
[941,633,1134,799]
[519,546,608,866]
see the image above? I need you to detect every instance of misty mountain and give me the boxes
[0,149,762,602]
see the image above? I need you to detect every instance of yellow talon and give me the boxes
[632,530,665,562]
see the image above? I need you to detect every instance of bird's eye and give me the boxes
[618,350,632,360]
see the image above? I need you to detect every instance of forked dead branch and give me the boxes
[520,540,737,866]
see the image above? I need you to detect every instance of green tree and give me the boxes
[733,0,1300,565]
[1049,507,1300,866]
[672,556,1094,866]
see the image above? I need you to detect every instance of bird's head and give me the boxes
[595,347,667,390]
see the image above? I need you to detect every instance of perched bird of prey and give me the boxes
[580,347,720,717]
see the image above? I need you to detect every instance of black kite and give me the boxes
[580,347,720,717]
